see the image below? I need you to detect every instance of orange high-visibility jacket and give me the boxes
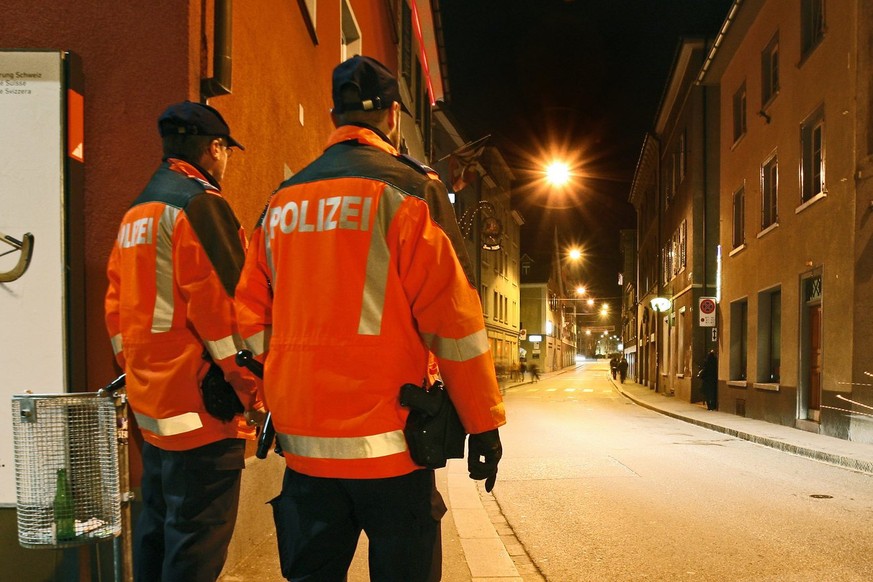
[105,159,262,451]
[235,126,506,479]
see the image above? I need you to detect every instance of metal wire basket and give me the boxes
[12,393,121,549]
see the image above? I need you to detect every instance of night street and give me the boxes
[494,362,873,581]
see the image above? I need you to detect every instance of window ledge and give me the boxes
[757,222,779,238]
[754,382,780,391]
[676,373,685,379]
[727,380,748,388]
[729,244,746,257]
[796,192,827,214]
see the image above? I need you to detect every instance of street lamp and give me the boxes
[545,161,570,187]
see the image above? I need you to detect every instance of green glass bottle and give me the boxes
[53,468,75,541]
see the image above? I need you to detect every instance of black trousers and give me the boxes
[134,439,245,582]
[271,467,443,582]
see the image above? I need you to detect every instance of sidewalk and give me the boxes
[610,377,873,476]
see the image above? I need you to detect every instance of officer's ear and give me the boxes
[208,138,223,161]
[387,101,401,131]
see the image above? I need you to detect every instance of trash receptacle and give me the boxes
[12,393,121,549]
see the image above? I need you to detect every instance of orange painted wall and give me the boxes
[3,0,403,488]
[3,0,401,393]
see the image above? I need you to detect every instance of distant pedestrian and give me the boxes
[529,363,540,382]
[519,362,527,382]
[698,350,718,410]
[609,356,618,379]
[618,356,628,383]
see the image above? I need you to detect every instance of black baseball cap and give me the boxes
[158,100,244,150]
[332,55,410,115]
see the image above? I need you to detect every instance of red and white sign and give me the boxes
[698,297,717,327]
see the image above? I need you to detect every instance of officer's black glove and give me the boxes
[467,428,502,492]
[201,362,244,422]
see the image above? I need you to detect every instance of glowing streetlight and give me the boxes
[575,285,586,296]
[545,161,571,186]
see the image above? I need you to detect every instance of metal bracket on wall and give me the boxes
[0,230,34,283]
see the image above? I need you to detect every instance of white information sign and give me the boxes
[0,51,68,505]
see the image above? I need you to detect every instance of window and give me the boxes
[801,107,825,202]
[340,0,361,62]
[761,33,779,105]
[300,0,317,43]
[732,186,745,248]
[401,2,412,80]
[761,153,778,228]
[730,299,748,381]
[757,289,781,382]
[664,161,674,206]
[493,290,498,320]
[732,82,747,144]
[677,130,687,183]
[801,0,825,59]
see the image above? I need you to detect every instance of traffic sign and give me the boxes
[699,297,717,327]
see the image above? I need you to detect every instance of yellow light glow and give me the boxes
[545,161,570,186]
[568,248,582,261]
[575,285,586,296]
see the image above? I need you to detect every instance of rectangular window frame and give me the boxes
[732,82,747,145]
[761,33,780,107]
[340,0,362,63]
[299,0,318,44]
[761,152,778,229]
[730,299,748,381]
[756,287,781,383]
[801,0,826,59]
[732,186,745,249]
[800,106,825,203]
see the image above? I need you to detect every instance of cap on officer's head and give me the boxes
[158,100,245,150]
[332,55,410,115]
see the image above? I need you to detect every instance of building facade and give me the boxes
[630,38,721,401]
[698,0,873,442]
[1,1,452,577]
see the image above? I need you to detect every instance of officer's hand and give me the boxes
[467,429,502,492]
[245,407,268,428]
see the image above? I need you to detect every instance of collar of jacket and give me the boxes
[326,124,398,157]
[162,157,222,191]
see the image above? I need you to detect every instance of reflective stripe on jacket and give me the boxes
[236,126,505,479]
[105,159,261,451]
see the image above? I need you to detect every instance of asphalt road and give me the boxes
[496,361,873,581]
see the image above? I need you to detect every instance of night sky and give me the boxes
[439,0,733,298]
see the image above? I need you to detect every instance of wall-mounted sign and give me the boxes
[699,296,717,327]
[528,334,543,342]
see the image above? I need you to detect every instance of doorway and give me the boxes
[800,274,822,423]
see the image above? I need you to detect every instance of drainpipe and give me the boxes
[201,0,233,98]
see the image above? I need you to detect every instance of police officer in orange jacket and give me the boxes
[105,101,264,582]
[235,56,506,581]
